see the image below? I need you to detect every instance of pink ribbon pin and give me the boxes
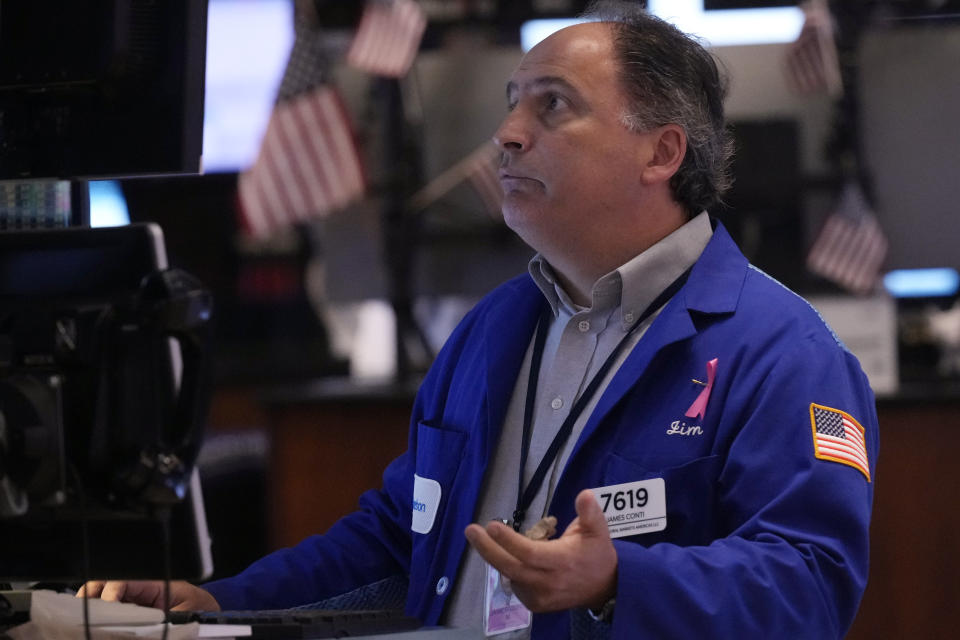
[685,358,718,421]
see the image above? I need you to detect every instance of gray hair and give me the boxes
[583,1,734,217]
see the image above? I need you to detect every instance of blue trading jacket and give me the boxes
[205,223,878,639]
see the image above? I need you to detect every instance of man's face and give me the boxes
[495,22,658,259]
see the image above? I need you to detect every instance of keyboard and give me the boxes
[167,607,422,639]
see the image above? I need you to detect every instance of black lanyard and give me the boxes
[512,267,692,532]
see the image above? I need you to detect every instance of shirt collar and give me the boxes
[528,212,714,327]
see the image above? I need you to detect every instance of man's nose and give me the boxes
[492,110,529,152]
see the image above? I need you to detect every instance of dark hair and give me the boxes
[583,1,734,217]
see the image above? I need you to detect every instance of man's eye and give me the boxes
[545,94,566,111]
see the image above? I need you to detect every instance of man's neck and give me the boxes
[547,210,692,307]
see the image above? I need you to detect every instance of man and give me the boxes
[82,3,878,638]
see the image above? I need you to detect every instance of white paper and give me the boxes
[5,590,199,640]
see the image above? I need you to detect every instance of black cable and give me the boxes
[159,506,172,640]
[68,464,93,640]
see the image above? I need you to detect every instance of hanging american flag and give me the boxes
[806,182,888,295]
[464,144,503,218]
[238,21,366,238]
[810,403,870,481]
[783,0,842,97]
[346,0,427,78]
[408,143,503,218]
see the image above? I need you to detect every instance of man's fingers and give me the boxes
[99,581,130,603]
[484,521,551,567]
[574,489,608,535]
[76,581,106,598]
[464,523,528,579]
[74,580,217,611]
[99,581,166,607]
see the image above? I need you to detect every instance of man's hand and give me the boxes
[464,489,617,613]
[76,581,220,612]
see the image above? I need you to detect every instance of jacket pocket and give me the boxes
[602,452,723,546]
[411,421,466,536]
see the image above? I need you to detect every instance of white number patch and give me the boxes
[591,478,666,538]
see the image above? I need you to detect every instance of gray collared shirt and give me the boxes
[443,212,714,634]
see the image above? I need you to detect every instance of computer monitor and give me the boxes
[0,0,206,180]
[0,223,213,581]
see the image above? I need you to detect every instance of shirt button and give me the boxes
[578,320,590,332]
[624,312,635,324]
[551,396,563,410]
[436,576,449,595]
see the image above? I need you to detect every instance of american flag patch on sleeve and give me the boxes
[810,403,870,481]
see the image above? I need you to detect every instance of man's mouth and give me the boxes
[499,170,541,186]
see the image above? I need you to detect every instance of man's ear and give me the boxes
[640,124,687,185]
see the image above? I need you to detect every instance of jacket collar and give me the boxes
[478,220,748,466]
[568,220,747,465]
[680,220,747,316]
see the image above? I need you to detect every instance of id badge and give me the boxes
[591,477,667,538]
[483,562,531,636]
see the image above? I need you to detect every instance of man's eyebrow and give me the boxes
[505,76,580,101]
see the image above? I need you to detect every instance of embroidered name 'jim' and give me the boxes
[809,403,870,481]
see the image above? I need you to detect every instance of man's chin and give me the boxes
[501,206,542,245]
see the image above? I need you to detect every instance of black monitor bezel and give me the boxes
[0,223,213,582]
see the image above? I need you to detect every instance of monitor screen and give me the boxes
[202,0,293,173]
[0,0,207,180]
[0,223,213,581]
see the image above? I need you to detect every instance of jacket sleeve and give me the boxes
[202,445,416,611]
[202,302,487,612]
[609,335,878,639]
